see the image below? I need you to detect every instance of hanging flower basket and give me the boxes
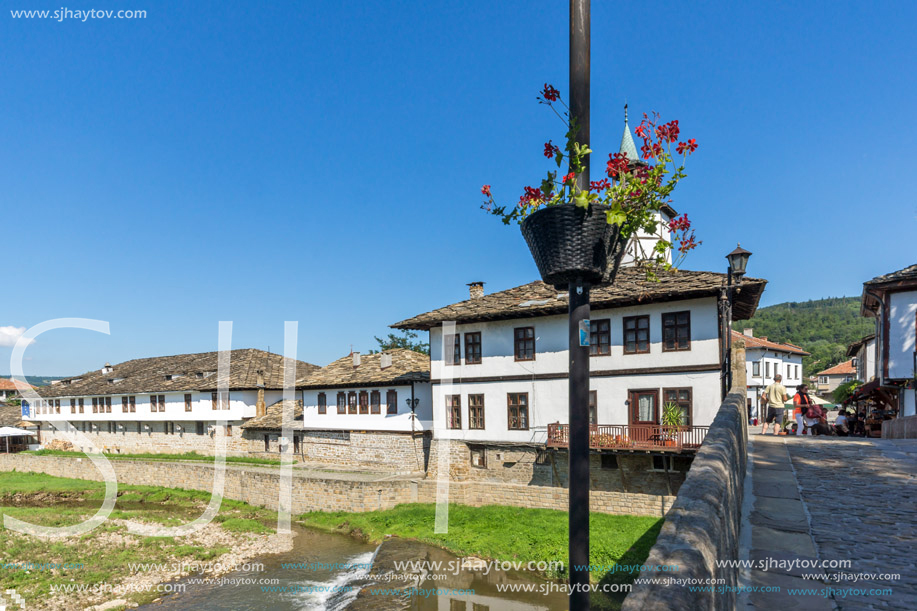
[520,203,626,288]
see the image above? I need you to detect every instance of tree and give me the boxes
[833,379,862,404]
[368,330,429,356]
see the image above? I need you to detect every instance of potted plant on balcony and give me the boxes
[661,402,684,447]
[482,84,700,287]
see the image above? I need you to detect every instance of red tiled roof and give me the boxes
[817,359,856,376]
[0,378,33,391]
[731,331,810,356]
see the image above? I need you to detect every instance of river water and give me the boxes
[137,527,579,610]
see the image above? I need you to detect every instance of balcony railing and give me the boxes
[546,423,709,452]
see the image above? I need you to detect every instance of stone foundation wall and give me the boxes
[882,415,917,439]
[36,422,252,455]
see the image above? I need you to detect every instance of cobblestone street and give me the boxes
[740,433,917,610]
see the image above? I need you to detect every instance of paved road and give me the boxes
[740,432,917,610]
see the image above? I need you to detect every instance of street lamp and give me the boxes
[722,243,752,398]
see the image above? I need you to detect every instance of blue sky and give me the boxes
[2,0,915,374]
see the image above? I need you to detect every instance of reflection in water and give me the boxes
[137,527,575,610]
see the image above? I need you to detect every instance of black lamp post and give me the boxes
[722,244,752,398]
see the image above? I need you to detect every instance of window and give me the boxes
[56,399,61,414]
[225,424,232,437]
[293,435,300,454]
[264,434,270,452]
[348,392,357,414]
[752,361,760,376]
[165,422,175,435]
[663,388,692,426]
[359,391,369,414]
[449,600,467,611]
[337,392,346,414]
[185,394,192,412]
[196,421,205,435]
[652,455,693,472]
[318,393,327,415]
[92,397,99,413]
[158,395,165,412]
[514,327,535,361]
[819,375,827,384]
[211,392,218,410]
[105,397,112,413]
[795,365,799,379]
[446,395,461,429]
[765,362,771,378]
[629,389,658,424]
[386,390,398,414]
[662,311,691,351]
[129,396,136,413]
[136,422,142,434]
[590,319,611,356]
[507,393,529,430]
[623,315,650,354]
[464,332,482,364]
[535,449,551,465]
[71,398,76,414]
[370,390,380,414]
[152,395,159,411]
[108,421,114,434]
[589,390,597,425]
[601,454,619,469]
[470,445,486,468]
[79,398,84,413]
[122,396,128,413]
[468,394,485,429]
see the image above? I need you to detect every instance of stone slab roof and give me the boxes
[297,348,429,389]
[0,402,24,427]
[393,268,766,331]
[240,399,303,430]
[864,264,917,286]
[32,349,319,399]
[732,331,810,356]
[846,333,876,358]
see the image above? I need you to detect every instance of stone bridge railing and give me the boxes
[622,389,748,610]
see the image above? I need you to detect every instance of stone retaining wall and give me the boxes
[622,389,748,611]
[882,414,917,438]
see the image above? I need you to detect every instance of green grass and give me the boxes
[0,471,279,607]
[299,503,662,583]
[24,449,284,466]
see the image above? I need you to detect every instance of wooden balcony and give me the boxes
[546,423,709,453]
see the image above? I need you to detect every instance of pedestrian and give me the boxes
[804,399,829,436]
[792,384,812,436]
[834,408,850,437]
[761,374,788,435]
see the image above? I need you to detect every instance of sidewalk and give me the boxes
[739,431,917,610]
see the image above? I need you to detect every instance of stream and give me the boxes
[136,526,580,610]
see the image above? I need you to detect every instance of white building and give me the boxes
[240,348,433,472]
[847,334,877,383]
[735,329,808,420]
[24,349,319,454]
[392,267,765,450]
[852,264,917,418]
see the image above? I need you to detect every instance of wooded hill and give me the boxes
[738,297,874,378]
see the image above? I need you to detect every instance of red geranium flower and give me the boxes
[541,84,560,102]
[590,178,610,192]
[481,185,491,197]
[562,172,575,185]
[543,140,560,159]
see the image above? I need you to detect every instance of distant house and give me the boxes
[848,264,917,418]
[25,349,319,455]
[735,329,809,419]
[241,348,432,472]
[0,378,32,401]
[814,360,856,399]
[847,333,877,383]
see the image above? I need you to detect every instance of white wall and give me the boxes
[25,390,256,423]
[300,382,432,432]
[855,338,877,382]
[887,291,917,380]
[430,297,719,381]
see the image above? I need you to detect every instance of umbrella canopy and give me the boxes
[0,426,35,437]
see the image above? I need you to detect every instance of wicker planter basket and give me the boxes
[520,203,626,288]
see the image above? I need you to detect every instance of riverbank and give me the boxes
[0,471,292,610]
[299,503,663,585]
[24,449,284,467]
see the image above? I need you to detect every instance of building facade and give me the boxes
[735,329,808,420]
[814,360,856,400]
[24,349,319,455]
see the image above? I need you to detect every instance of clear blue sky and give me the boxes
[2,0,915,375]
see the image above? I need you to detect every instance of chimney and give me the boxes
[101,363,113,374]
[760,337,767,342]
[380,353,392,369]
[743,328,754,337]
[467,281,485,299]
[352,352,361,367]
